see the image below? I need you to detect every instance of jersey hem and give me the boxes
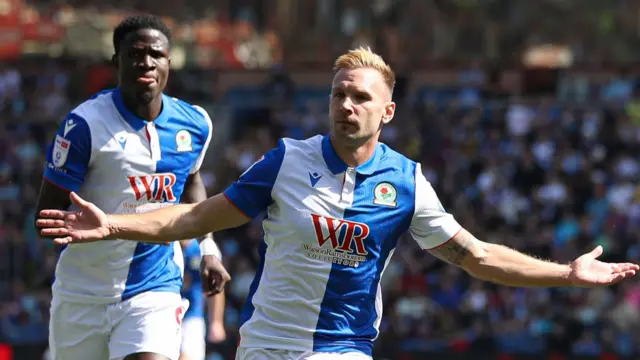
[239,336,373,356]
[52,285,181,304]
[121,285,182,301]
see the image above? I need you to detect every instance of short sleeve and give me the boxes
[190,105,213,174]
[409,163,462,249]
[223,139,286,219]
[43,113,91,192]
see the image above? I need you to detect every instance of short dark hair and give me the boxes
[113,14,172,54]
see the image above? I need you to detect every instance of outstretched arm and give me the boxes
[39,139,289,245]
[428,229,638,287]
[109,193,250,242]
[37,192,250,245]
[410,162,638,288]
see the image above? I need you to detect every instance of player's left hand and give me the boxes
[568,246,639,287]
[200,255,231,296]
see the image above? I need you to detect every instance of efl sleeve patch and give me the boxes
[44,113,91,192]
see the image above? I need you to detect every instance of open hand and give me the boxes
[36,192,110,245]
[569,246,639,287]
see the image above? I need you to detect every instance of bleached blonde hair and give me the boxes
[333,46,396,93]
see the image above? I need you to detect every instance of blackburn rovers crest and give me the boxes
[373,182,397,207]
[176,130,192,152]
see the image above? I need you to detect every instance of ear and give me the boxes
[382,102,396,125]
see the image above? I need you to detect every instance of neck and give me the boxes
[330,135,378,168]
[122,93,163,121]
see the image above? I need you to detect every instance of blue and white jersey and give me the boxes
[44,88,213,304]
[181,240,205,320]
[223,135,462,355]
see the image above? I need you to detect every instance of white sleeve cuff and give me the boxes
[199,237,222,260]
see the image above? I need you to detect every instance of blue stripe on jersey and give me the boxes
[43,113,91,192]
[122,95,210,300]
[223,139,286,218]
[182,240,204,319]
[313,146,416,355]
[240,240,268,327]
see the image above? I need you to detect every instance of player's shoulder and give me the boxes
[164,96,212,141]
[278,134,323,157]
[54,89,117,141]
[166,95,211,123]
[66,89,117,124]
[376,142,418,176]
[248,136,322,172]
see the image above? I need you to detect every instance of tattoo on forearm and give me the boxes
[428,231,474,266]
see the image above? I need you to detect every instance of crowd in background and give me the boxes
[2,0,640,359]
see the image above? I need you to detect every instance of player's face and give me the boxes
[115,28,170,105]
[329,68,395,147]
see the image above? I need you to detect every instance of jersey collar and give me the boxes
[321,134,381,175]
[112,88,170,131]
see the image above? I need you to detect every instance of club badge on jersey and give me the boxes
[176,130,192,152]
[373,182,397,207]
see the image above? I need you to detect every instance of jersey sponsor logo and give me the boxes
[176,130,192,152]
[128,173,177,202]
[307,214,370,267]
[52,135,71,167]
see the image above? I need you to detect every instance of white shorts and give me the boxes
[49,291,189,360]
[180,316,206,360]
[235,347,373,360]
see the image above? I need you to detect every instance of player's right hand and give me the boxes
[36,192,111,245]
